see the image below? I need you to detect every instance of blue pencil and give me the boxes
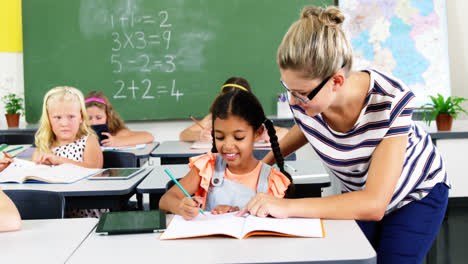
[164,169,205,214]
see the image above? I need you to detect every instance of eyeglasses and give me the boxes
[280,75,332,105]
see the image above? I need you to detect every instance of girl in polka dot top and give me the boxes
[32,86,102,168]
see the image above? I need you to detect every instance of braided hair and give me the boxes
[209,89,295,197]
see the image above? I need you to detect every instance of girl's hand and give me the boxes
[199,127,212,142]
[100,132,118,147]
[258,129,270,143]
[236,193,289,219]
[178,196,204,220]
[211,205,239,215]
[0,152,14,172]
[35,152,62,165]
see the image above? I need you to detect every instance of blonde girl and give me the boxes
[240,6,449,264]
[85,91,154,147]
[33,86,102,168]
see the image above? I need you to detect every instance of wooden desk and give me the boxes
[150,140,295,165]
[0,218,97,264]
[137,160,330,209]
[0,168,153,211]
[67,216,376,264]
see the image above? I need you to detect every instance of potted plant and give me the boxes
[421,93,468,131]
[2,93,24,128]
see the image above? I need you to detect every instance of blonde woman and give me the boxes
[33,86,102,168]
[85,91,154,147]
[239,6,449,263]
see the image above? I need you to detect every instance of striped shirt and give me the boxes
[291,69,448,214]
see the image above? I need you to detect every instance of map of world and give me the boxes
[340,0,450,106]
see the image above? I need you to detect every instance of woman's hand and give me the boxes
[236,193,290,219]
[35,152,63,165]
[178,196,204,220]
[0,151,14,172]
[211,205,239,215]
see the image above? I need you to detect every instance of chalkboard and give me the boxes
[22,0,334,122]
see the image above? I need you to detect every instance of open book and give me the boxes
[191,141,271,149]
[160,212,324,240]
[0,159,103,184]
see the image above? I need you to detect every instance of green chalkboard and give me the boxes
[22,0,334,122]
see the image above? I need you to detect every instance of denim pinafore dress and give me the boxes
[204,154,271,211]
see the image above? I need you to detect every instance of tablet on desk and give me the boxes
[96,210,166,235]
[88,168,143,180]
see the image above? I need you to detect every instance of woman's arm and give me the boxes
[243,135,407,221]
[263,124,309,165]
[179,114,212,142]
[0,190,21,232]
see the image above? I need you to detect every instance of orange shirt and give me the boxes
[189,153,290,204]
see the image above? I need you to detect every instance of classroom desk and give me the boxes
[0,168,153,211]
[137,160,330,209]
[67,215,376,264]
[150,140,295,165]
[14,142,160,167]
[0,218,97,264]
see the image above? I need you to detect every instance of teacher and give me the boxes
[238,5,449,264]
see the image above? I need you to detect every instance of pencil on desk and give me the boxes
[190,116,205,129]
[164,169,205,214]
[6,146,23,153]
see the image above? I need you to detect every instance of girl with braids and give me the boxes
[239,5,448,264]
[85,91,154,147]
[179,76,289,142]
[160,89,293,220]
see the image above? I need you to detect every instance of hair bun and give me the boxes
[300,6,345,26]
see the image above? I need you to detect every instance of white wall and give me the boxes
[1,0,467,134]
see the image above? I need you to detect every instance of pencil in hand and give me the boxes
[164,169,205,215]
[190,116,205,130]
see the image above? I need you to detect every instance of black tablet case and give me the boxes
[96,210,166,235]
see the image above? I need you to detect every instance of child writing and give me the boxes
[179,77,289,142]
[160,89,294,220]
[0,189,21,232]
[85,91,154,147]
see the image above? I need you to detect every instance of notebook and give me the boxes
[101,144,147,152]
[0,159,103,184]
[96,210,166,235]
[160,212,324,240]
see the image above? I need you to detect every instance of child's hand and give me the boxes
[211,205,240,215]
[35,152,62,165]
[100,132,118,147]
[178,196,203,220]
[258,129,269,143]
[0,151,14,172]
[199,127,212,142]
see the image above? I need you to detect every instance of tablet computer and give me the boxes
[96,210,166,235]
[88,168,143,180]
